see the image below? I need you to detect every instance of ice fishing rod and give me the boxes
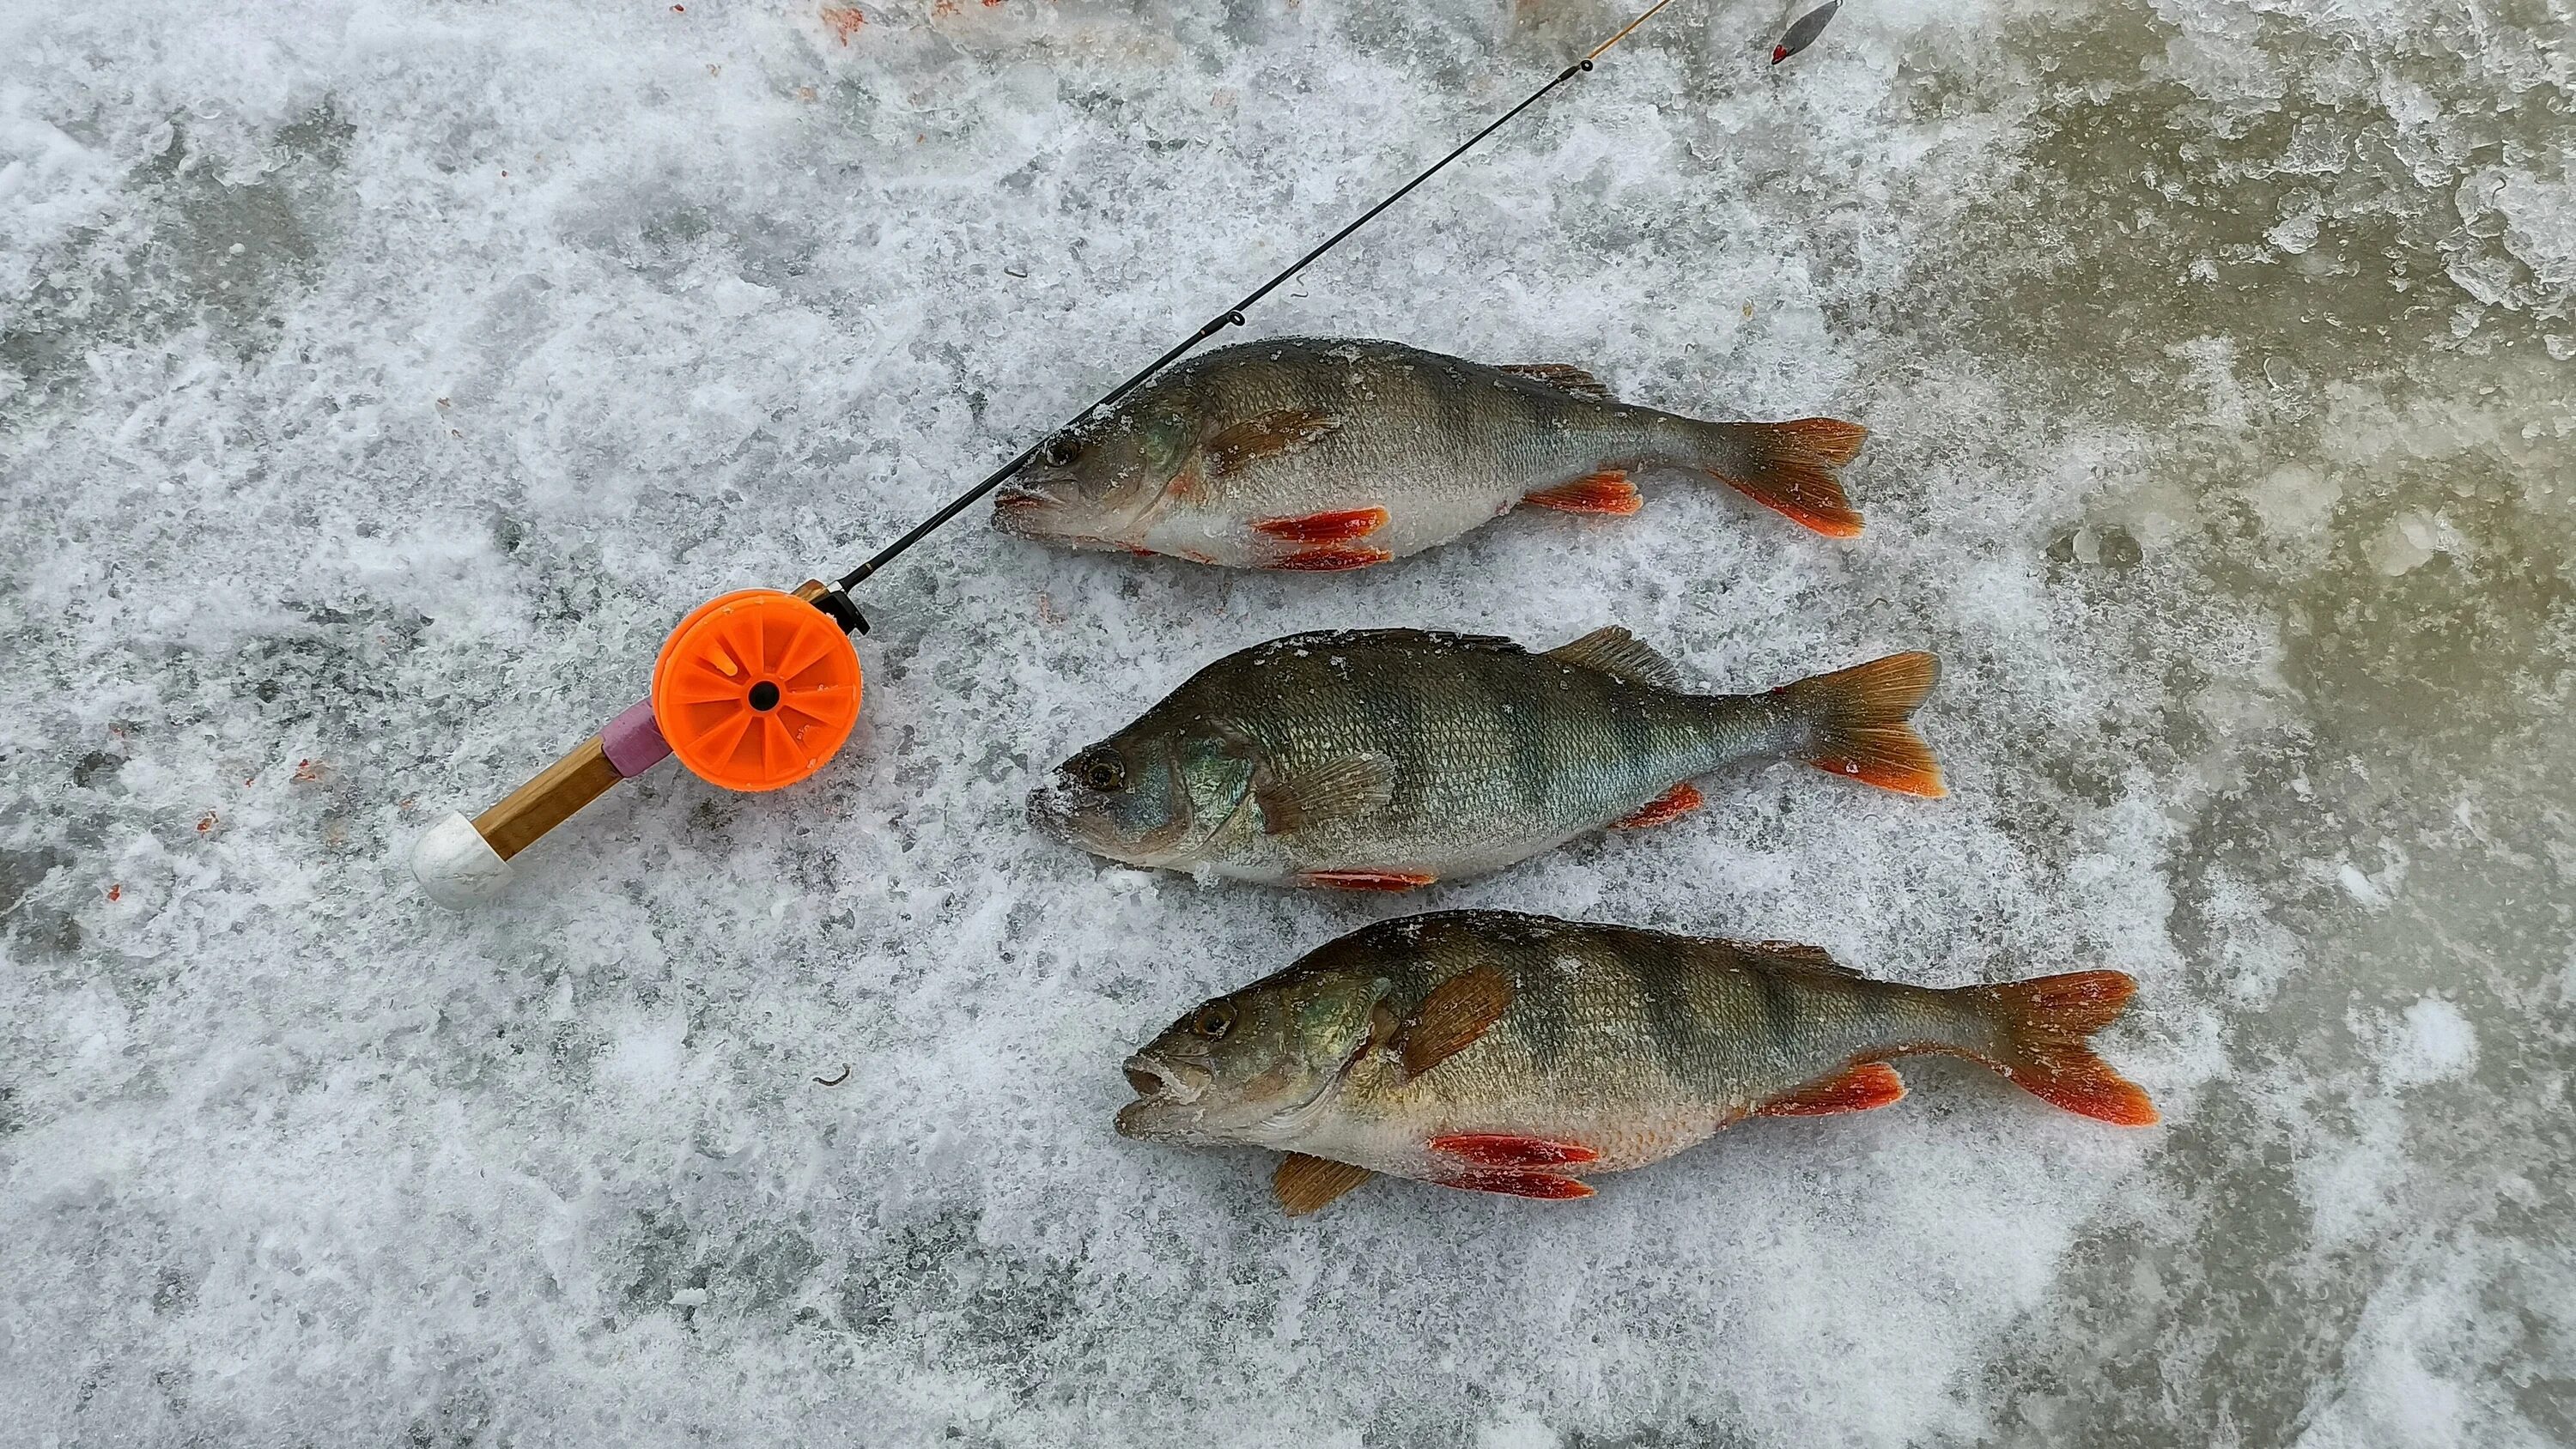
[410,0,1682,906]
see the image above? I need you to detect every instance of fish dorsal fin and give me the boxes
[1544,626,1685,690]
[1725,939,1864,977]
[1397,964,1514,1081]
[1252,753,1394,835]
[1498,362,1614,401]
[1206,407,1341,476]
[1273,1153,1374,1216]
[1255,628,1519,658]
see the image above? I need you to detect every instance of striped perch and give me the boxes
[1116,912,2160,1215]
[1029,627,1946,891]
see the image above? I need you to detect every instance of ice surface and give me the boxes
[3,0,2571,1444]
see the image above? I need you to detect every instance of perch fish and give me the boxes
[1028,626,1942,890]
[1116,911,2160,1215]
[992,337,1867,569]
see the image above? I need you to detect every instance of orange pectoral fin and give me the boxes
[1756,1062,1906,1117]
[1612,781,1704,829]
[1524,469,1642,515]
[1253,506,1388,544]
[1433,1170,1595,1201]
[1428,1134,1601,1167]
[1297,869,1436,891]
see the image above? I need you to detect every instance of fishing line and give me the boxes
[828,0,1684,606]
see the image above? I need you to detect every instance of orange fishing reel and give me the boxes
[410,583,866,906]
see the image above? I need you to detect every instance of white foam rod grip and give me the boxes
[411,811,513,907]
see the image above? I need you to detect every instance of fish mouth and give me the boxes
[1025,784,1128,857]
[1115,1051,1215,1141]
[991,484,1063,536]
[1024,767,1201,867]
[1025,785,1073,838]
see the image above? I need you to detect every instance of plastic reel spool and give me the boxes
[650,589,862,791]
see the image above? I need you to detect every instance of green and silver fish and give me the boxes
[991,337,1867,570]
[1027,627,1943,890]
[1116,911,2159,1215]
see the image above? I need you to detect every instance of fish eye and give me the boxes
[1037,435,1081,469]
[1078,749,1126,792]
[1191,1002,1236,1040]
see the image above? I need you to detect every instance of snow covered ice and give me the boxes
[3,0,2571,1443]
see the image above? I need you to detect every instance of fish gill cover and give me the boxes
[0,0,2568,1446]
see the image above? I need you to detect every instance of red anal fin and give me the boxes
[1429,1134,1600,1167]
[1612,781,1703,829]
[1756,1061,1906,1117]
[1298,870,1436,891]
[1253,506,1388,545]
[1524,469,1642,515]
[1434,1170,1595,1201]
[1271,545,1394,572]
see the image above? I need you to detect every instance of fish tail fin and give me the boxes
[1771,652,1945,797]
[1699,418,1868,537]
[1965,970,2159,1125]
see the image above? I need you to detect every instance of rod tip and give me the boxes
[411,811,513,907]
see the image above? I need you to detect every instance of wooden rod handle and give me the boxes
[472,737,624,861]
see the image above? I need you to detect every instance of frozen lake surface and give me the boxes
[3,0,2570,1443]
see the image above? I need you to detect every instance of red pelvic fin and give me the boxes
[1271,544,1394,572]
[1756,1062,1906,1117]
[1434,1169,1595,1201]
[1612,780,1704,829]
[1253,506,1389,545]
[1428,1134,1601,1167]
[1297,869,1436,892]
[1525,469,1643,515]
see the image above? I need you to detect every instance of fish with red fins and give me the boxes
[1117,911,2159,1215]
[1029,626,1941,890]
[993,337,1867,569]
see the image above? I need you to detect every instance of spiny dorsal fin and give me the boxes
[1498,362,1614,401]
[1253,754,1394,835]
[1545,626,1685,691]
[1725,939,1864,978]
[1206,407,1341,476]
[1397,964,1514,1081]
[1273,1153,1374,1216]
